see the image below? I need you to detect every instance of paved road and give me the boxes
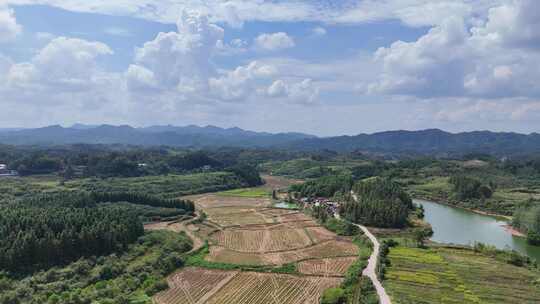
[351,191,392,304]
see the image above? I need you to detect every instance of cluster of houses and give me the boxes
[0,164,18,177]
[298,197,340,216]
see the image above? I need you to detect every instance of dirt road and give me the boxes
[350,191,392,304]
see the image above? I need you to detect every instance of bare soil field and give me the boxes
[207,239,359,265]
[156,267,340,304]
[298,257,357,277]
[206,271,341,304]
[187,194,271,210]
[154,267,239,304]
[260,174,303,190]
[212,227,313,253]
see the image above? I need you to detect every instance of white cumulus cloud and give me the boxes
[8,37,113,89]
[367,0,540,99]
[209,61,276,100]
[254,32,295,51]
[0,5,22,42]
[267,78,319,103]
[130,10,224,93]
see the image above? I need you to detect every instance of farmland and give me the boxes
[384,246,540,304]
[153,177,363,304]
[156,268,341,304]
[298,257,358,277]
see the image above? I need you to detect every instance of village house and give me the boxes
[0,164,18,177]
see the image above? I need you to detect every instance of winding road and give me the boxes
[351,192,392,304]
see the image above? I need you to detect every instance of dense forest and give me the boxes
[341,177,413,228]
[0,191,194,272]
[289,174,353,198]
[0,204,143,272]
[0,230,192,304]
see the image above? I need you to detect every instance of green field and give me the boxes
[65,172,246,199]
[218,187,270,198]
[0,172,248,203]
[384,246,540,304]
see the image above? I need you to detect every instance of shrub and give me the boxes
[320,287,346,304]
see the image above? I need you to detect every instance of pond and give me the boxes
[416,199,540,262]
[273,201,298,209]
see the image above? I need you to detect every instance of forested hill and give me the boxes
[284,129,540,156]
[0,124,314,147]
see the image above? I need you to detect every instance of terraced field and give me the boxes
[154,178,362,304]
[212,227,313,253]
[156,268,340,304]
[206,272,341,304]
[155,268,239,304]
[384,246,540,304]
[298,257,357,277]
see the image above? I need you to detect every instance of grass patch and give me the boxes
[218,187,270,198]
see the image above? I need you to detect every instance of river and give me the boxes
[415,199,540,262]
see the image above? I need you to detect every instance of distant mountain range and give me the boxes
[0,124,315,148]
[285,129,540,156]
[1,125,540,156]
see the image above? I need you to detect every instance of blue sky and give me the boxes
[0,1,539,136]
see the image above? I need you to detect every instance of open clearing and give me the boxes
[385,246,540,304]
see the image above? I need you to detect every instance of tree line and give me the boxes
[512,200,540,245]
[289,174,353,198]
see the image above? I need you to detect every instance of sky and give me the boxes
[0,0,539,136]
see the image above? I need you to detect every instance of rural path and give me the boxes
[350,191,392,304]
[181,214,205,254]
[144,212,205,254]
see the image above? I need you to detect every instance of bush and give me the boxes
[449,175,492,200]
[527,230,540,246]
[323,218,359,236]
[320,287,346,304]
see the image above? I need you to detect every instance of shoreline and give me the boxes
[502,224,526,237]
[413,196,512,221]
[414,196,526,239]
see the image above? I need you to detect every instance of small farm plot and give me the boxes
[208,210,271,227]
[263,228,313,252]
[207,246,266,265]
[212,228,314,253]
[279,212,312,223]
[305,226,338,243]
[154,267,238,304]
[208,239,359,266]
[212,229,266,252]
[298,257,357,277]
[206,272,342,304]
[191,194,271,209]
[267,239,360,265]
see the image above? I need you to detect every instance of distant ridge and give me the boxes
[1,125,540,155]
[284,128,540,156]
[0,124,315,148]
